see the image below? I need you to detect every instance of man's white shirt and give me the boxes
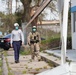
[11,29,24,44]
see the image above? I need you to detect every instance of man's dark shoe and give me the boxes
[38,59,41,61]
[15,60,19,63]
[17,60,19,63]
[15,60,17,63]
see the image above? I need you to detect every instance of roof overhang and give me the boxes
[71,6,76,12]
[37,20,60,25]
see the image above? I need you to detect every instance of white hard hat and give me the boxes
[32,26,36,28]
[14,23,19,26]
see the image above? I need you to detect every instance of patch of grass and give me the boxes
[66,60,72,64]
[3,47,13,75]
[0,68,2,75]
[29,67,32,69]
[41,33,72,51]
[25,66,28,69]
[48,53,54,56]
[41,36,60,50]
[29,59,32,62]
[8,67,11,70]
[4,51,8,56]
[41,36,60,44]
[8,72,13,75]
[0,61,2,67]
[20,49,31,55]
[35,68,40,71]
[0,53,3,75]
[43,66,48,69]
[58,57,61,60]
[54,59,58,61]
[48,62,54,67]
[20,46,31,55]
[5,56,13,75]
[22,70,26,74]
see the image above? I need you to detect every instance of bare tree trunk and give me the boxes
[20,0,41,27]
[20,0,32,22]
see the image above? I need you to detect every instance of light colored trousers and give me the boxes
[30,43,40,60]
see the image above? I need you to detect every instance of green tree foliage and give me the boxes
[15,12,23,26]
[0,12,4,18]
[0,12,17,33]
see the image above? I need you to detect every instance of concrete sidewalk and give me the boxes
[4,48,51,75]
[37,50,76,75]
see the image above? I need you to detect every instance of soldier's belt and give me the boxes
[30,40,39,44]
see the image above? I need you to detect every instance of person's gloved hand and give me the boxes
[28,43,30,46]
[22,42,24,45]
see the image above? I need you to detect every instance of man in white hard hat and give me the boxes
[27,25,41,61]
[11,23,24,63]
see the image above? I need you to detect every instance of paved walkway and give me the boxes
[3,49,76,75]
[37,50,76,75]
[45,49,76,62]
[37,62,76,75]
[5,48,51,75]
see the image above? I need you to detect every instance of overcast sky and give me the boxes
[0,0,18,13]
[0,0,6,13]
[0,0,59,20]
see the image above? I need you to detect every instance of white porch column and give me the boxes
[57,0,64,41]
[61,0,70,65]
[71,12,74,49]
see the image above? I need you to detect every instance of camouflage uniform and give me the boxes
[27,31,41,60]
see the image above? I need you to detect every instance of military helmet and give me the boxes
[32,26,37,32]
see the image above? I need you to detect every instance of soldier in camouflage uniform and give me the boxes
[27,26,41,61]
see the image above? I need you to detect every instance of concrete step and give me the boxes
[44,50,76,62]
[36,63,70,75]
[39,52,61,66]
[37,62,76,75]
